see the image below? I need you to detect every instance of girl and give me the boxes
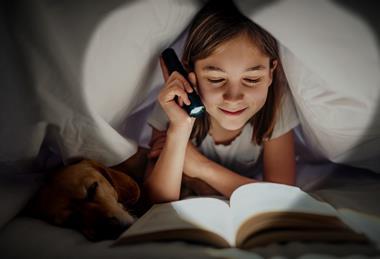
[144,0,299,203]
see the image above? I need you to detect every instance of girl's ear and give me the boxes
[270,60,278,74]
[268,60,278,83]
[188,72,197,88]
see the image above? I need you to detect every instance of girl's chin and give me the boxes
[218,120,247,131]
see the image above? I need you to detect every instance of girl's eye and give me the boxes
[207,78,225,84]
[244,78,261,86]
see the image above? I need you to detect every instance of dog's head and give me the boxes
[26,159,140,241]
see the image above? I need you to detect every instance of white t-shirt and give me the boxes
[147,87,299,179]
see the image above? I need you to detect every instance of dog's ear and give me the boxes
[86,160,140,206]
[85,160,115,186]
[107,168,140,206]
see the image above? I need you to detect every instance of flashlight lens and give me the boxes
[190,106,205,117]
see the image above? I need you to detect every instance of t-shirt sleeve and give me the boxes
[270,86,299,139]
[147,100,170,131]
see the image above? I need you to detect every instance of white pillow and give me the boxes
[236,0,380,173]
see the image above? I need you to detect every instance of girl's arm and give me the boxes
[183,130,296,198]
[183,143,256,198]
[144,126,191,203]
[144,56,196,203]
[262,130,296,185]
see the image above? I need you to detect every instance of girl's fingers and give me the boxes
[148,147,163,158]
[184,81,193,93]
[161,68,193,96]
[148,149,161,158]
[167,72,192,92]
[179,78,193,94]
[150,135,166,149]
[157,71,196,122]
[151,138,166,150]
[148,132,167,158]
[148,145,164,158]
[149,132,166,146]
[150,146,163,155]
[162,81,191,106]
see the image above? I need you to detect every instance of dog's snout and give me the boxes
[106,216,121,227]
[88,216,128,241]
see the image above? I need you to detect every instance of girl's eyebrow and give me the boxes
[246,65,266,71]
[202,65,266,72]
[202,65,225,72]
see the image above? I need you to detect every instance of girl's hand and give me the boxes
[158,57,195,131]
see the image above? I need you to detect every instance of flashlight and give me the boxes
[161,48,205,118]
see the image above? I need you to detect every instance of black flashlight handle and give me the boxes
[161,48,204,118]
[161,48,188,78]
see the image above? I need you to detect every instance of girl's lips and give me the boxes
[219,107,247,116]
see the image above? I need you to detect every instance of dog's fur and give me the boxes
[25,153,147,241]
[25,146,219,241]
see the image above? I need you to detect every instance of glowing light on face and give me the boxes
[194,34,276,133]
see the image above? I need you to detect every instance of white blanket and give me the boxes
[2,0,379,170]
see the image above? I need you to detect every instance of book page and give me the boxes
[336,208,380,248]
[230,183,338,233]
[118,197,235,246]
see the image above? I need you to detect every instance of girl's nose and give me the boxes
[222,84,244,103]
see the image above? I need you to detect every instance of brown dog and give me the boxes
[25,159,142,241]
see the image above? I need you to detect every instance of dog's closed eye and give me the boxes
[85,182,98,202]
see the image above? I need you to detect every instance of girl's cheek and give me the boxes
[252,89,269,108]
[198,83,213,102]
[200,88,221,106]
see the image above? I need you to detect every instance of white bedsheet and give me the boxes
[1,161,379,258]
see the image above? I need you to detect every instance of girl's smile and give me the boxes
[218,107,247,116]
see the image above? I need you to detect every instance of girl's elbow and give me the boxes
[143,180,180,204]
[148,192,180,204]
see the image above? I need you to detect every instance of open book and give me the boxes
[114,183,370,248]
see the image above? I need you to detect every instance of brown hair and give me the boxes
[183,0,287,146]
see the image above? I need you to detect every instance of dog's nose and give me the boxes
[106,216,126,231]
[91,216,129,241]
[106,216,117,224]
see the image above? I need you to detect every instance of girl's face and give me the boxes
[191,33,277,132]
